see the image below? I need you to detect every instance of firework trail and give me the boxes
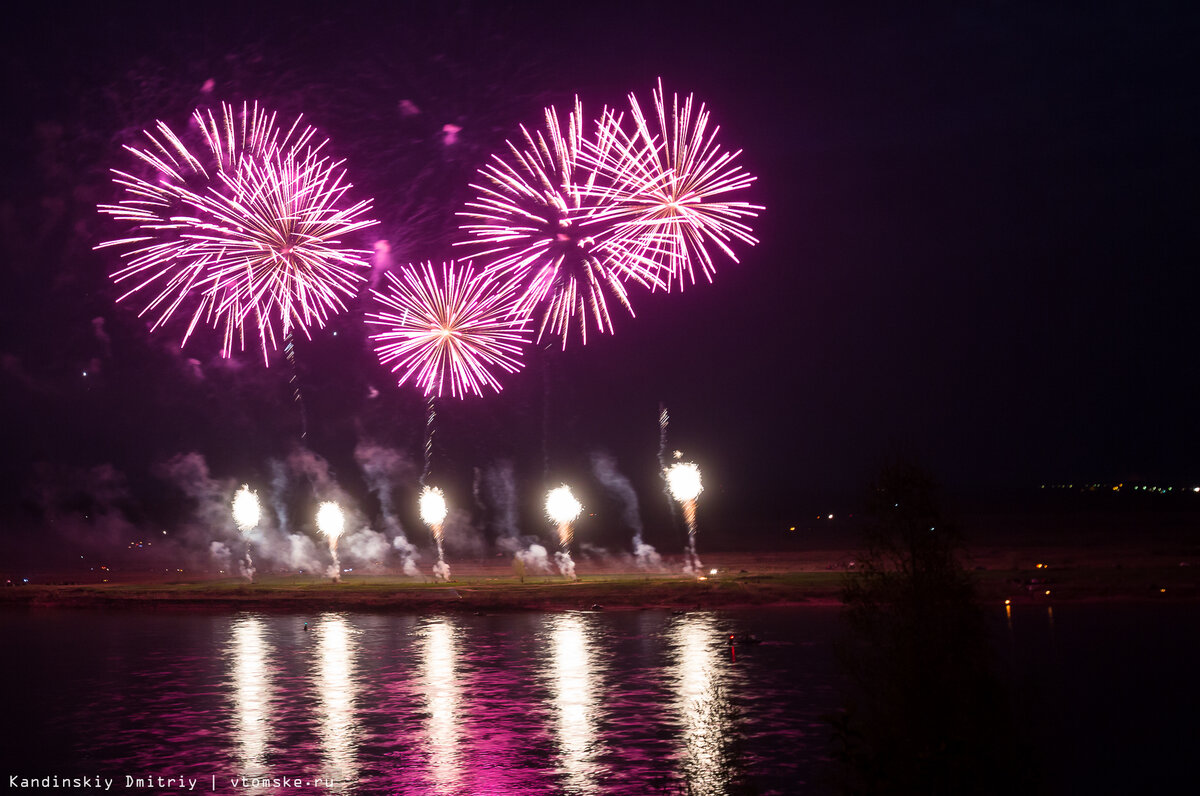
[367,261,531,398]
[422,397,436,487]
[666,461,704,574]
[546,484,583,580]
[656,403,681,529]
[284,336,308,441]
[457,99,663,347]
[587,79,762,292]
[96,101,378,364]
[316,501,345,582]
[420,486,451,581]
[232,484,261,581]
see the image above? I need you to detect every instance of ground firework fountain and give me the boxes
[420,486,451,581]
[231,485,260,582]
[316,501,345,583]
[666,461,704,574]
[546,485,583,580]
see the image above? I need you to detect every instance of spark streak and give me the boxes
[97,101,377,364]
[367,261,530,398]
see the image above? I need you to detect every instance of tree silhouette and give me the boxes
[830,459,1026,795]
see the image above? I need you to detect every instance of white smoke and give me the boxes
[517,543,553,573]
[554,550,577,580]
[432,559,451,581]
[591,451,663,570]
[392,535,421,577]
[441,507,487,557]
[338,526,392,572]
[210,540,232,571]
[354,440,421,575]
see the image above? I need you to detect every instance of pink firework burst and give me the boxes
[588,79,762,292]
[457,99,663,348]
[96,101,377,363]
[366,261,531,398]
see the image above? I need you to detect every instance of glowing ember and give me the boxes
[367,261,530,398]
[96,101,377,364]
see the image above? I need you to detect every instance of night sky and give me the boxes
[1,2,1197,560]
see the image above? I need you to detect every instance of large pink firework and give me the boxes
[96,102,377,363]
[366,261,531,398]
[456,99,663,348]
[586,79,762,292]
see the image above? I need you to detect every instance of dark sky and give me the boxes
[1,1,1198,553]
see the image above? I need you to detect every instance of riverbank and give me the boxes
[2,549,1195,611]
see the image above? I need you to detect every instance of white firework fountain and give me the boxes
[666,461,704,574]
[232,484,261,582]
[316,501,345,583]
[420,486,451,581]
[546,485,583,580]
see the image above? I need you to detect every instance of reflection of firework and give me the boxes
[420,486,451,581]
[546,485,582,580]
[231,484,260,581]
[316,501,345,582]
[367,261,530,397]
[458,100,661,347]
[97,102,377,363]
[591,79,762,292]
[666,462,704,574]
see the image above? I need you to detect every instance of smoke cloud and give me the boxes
[591,451,662,570]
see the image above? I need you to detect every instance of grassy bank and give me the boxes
[1,556,1195,612]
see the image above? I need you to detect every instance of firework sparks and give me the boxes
[231,484,260,582]
[546,484,583,579]
[666,461,704,574]
[232,484,261,534]
[316,500,345,582]
[419,486,451,581]
[96,101,377,364]
[457,99,662,347]
[588,79,762,292]
[367,261,530,398]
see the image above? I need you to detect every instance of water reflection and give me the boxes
[315,614,359,790]
[229,615,272,775]
[670,612,737,795]
[550,613,599,793]
[43,609,840,795]
[419,618,464,794]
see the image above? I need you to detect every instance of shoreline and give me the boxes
[2,557,1195,612]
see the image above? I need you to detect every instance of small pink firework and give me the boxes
[96,102,377,363]
[456,99,662,348]
[587,79,762,292]
[366,260,530,398]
